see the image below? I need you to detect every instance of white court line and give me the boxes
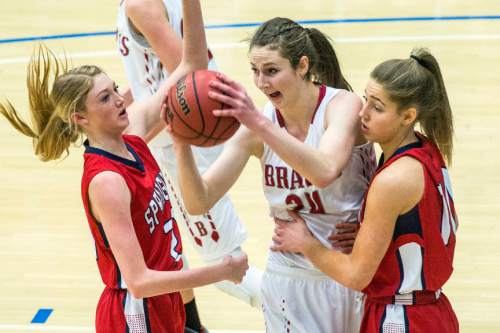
[0,324,263,333]
[1,34,499,65]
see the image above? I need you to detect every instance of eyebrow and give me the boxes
[97,88,109,97]
[364,89,386,106]
[250,61,278,67]
[97,83,116,97]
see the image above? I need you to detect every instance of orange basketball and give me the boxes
[164,69,240,147]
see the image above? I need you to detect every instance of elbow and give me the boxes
[311,170,341,188]
[126,281,148,299]
[182,192,211,215]
[342,270,373,292]
[180,185,213,215]
[184,201,210,216]
[124,271,152,299]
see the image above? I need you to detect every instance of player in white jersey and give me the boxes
[171,17,377,333]
[116,0,263,331]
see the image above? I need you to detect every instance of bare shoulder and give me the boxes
[326,89,362,121]
[89,171,129,201]
[371,156,424,212]
[324,89,362,132]
[329,89,362,111]
[88,171,131,221]
[125,0,162,18]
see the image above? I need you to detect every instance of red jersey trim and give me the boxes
[275,84,326,128]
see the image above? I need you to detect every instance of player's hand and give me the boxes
[271,211,316,254]
[223,253,249,284]
[207,72,265,132]
[119,85,134,107]
[162,98,187,145]
[329,222,359,254]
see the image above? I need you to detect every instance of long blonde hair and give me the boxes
[0,45,103,161]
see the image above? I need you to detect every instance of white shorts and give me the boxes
[149,144,247,261]
[261,263,363,333]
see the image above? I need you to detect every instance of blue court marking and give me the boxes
[30,308,53,324]
[1,14,499,44]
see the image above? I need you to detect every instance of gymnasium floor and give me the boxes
[0,1,499,332]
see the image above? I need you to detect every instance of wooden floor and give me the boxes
[0,1,499,332]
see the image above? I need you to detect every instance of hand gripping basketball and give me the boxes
[164,69,240,147]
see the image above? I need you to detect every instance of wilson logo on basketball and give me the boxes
[165,70,240,147]
[175,77,190,116]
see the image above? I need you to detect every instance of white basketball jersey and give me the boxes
[262,85,377,271]
[116,0,217,147]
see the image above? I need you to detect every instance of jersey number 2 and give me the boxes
[163,218,182,262]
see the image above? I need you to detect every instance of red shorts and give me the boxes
[361,292,458,333]
[95,287,185,333]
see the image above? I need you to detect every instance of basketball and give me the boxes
[164,69,240,147]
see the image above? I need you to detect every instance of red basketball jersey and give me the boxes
[81,135,185,332]
[81,135,183,288]
[358,133,459,333]
[361,133,457,298]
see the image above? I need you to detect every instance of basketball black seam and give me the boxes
[169,75,204,139]
[214,119,239,142]
[192,71,206,134]
[168,90,199,138]
[173,119,237,145]
[199,101,224,146]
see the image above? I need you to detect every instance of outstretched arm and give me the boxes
[125,0,183,74]
[89,171,248,299]
[125,0,208,139]
[172,125,261,215]
[209,74,363,187]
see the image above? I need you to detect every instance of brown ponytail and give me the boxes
[370,48,453,164]
[249,17,352,91]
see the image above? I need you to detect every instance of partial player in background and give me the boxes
[116,2,263,331]
[272,48,459,333]
[0,0,248,331]
[171,17,376,333]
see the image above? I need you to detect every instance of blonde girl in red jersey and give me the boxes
[0,1,247,332]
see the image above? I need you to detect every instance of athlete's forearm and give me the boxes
[173,143,212,215]
[302,238,368,291]
[256,123,342,188]
[128,262,231,299]
[181,0,208,70]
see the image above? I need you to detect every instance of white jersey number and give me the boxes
[163,218,182,262]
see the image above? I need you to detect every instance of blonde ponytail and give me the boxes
[0,45,103,161]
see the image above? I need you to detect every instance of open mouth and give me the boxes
[119,109,127,117]
[269,91,281,98]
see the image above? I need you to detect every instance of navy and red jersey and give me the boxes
[361,133,457,298]
[81,135,183,289]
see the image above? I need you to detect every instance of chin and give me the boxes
[270,99,283,109]
[117,122,130,134]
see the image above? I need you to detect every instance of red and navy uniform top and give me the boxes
[81,135,183,289]
[361,133,457,298]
